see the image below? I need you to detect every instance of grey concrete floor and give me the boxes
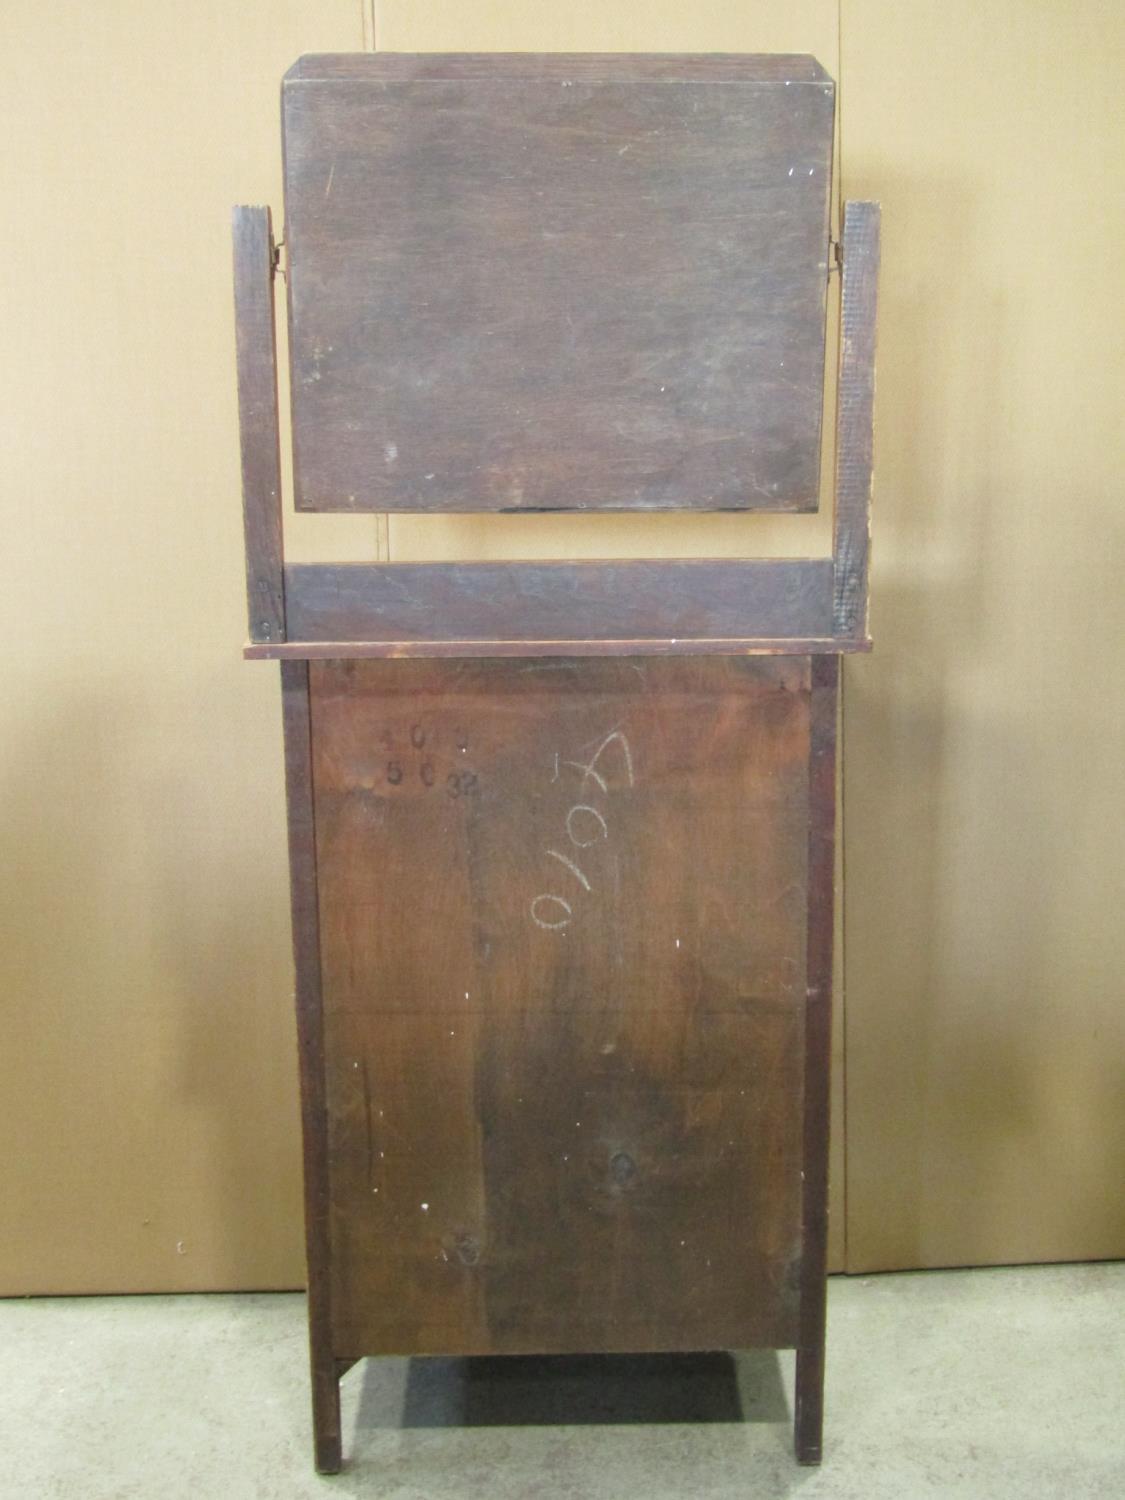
[1,1263,1121,1499]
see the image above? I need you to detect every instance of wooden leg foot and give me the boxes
[793,1344,824,1465]
[312,1364,343,1474]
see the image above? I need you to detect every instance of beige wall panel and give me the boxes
[841,1,1125,1269]
[377,0,847,1273]
[0,0,364,1294]
[2,0,849,1294]
[7,0,1111,1298]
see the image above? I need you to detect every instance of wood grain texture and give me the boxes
[307,655,813,1357]
[283,558,835,645]
[794,653,838,1464]
[832,201,880,638]
[283,55,835,513]
[842,0,1125,1280]
[247,635,869,661]
[280,662,339,1473]
[232,205,285,644]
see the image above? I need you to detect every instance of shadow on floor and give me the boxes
[355,1350,789,1431]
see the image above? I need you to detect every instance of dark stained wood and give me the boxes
[232,205,285,645]
[307,655,812,1357]
[283,559,834,646]
[280,661,339,1473]
[239,56,881,1472]
[794,653,839,1464]
[283,56,835,513]
[247,635,870,661]
[832,202,880,639]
